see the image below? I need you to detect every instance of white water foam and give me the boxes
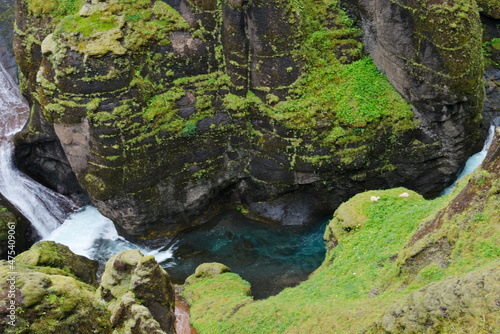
[0,60,76,238]
[46,206,176,264]
[441,122,499,196]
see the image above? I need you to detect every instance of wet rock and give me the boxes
[0,0,17,83]
[341,0,484,192]
[0,194,37,260]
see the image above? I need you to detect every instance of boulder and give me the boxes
[97,249,176,334]
[185,262,231,285]
[0,260,112,333]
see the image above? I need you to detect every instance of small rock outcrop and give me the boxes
[0,194,36,260]
[97,249,176,334]
[323,188,422,252]
[380,262,500,333]
[185,262,231,285]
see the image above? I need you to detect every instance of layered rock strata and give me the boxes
[13,0,484,238]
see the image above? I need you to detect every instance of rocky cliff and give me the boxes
[0,194,36,260]
[12,0,484,239]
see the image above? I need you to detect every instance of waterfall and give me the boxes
[0,60,76,238]
[441,120,499,196]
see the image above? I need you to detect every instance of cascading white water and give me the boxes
[46,206,176,264]
[441,121,499,196]
[0,60,76,238]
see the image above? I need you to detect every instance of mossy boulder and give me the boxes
[97,249,176,334]
[0,260,112,334]
[477,0,500,19]
[183,265,253,328]
[324,188,423,252]
[185,262,231,285]
[16,241,99,287]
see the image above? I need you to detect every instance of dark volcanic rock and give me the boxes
[0,0,17,83]
[0,194,37,260]
[342,0,484,187]
[12,0,484,239]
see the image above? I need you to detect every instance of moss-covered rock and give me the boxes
[97,249,176,334]
[16,241,99,287]
[0,260,112,334]
[380,262,500,333]
[477,0,500,19]
[323,188,423,252]
[185,262,231,285]
[12,0,485,240]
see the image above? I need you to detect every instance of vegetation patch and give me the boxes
[184,173,500,333]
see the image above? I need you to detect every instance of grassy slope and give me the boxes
[183,130,500,333]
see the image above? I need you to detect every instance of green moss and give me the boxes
[26,0,84,19]
[57,14,119,38]
[477,0,500,19]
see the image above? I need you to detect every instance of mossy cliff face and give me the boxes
[343,0,484,175]
[13,0,483,238]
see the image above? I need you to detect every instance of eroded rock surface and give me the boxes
[12,0,484,239]
[97,249,176,334]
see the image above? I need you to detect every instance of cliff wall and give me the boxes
[12,0,484,238]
